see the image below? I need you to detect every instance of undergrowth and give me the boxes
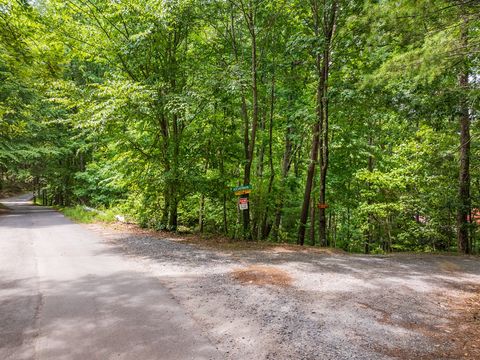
[59,206,118,224]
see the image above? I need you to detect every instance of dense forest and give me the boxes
[0,0,479,253]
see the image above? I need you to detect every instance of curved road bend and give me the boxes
[0,194,220,360]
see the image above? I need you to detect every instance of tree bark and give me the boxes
[272,124,293,241]
[317,0,337,247]
[456,16,471,254]
[239,1,259,240]
[299,0,337,246]
[365,134,374,254]
[310,197,316,246]
[198,160,209,233]
[220,112,229,236]
[261,74,276,240]
[229,1,258,240]
[298,122,319,245]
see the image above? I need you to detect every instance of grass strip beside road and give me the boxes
[59,205,117,224]
[0,203,11,213]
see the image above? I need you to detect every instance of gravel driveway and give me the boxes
[88,224,480,360]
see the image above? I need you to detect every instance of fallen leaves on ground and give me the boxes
[441,284,480,360]
[438,260,463,272]
[86,221,346,254]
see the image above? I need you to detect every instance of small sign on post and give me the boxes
[234,189,251,196]
[232,184,252,192]
[317,203,329,209]
[238,197,249,211]
[232,184,253,196]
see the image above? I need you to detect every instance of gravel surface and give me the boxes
[88,224,480,360]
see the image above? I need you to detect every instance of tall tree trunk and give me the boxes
[297,10,322,245]
[298,123,319,245]
[198,160,209,233]
[298,0,337,246]
[310,197,316,245]
[162,157,171,227]
[223,193,228,235]
[168,196,178,230]
[317,0,337,247]
[261,74,276,239]
[240,1,259,240]
[169,110,180,230]
[272,124,293,241]
[365,134,374,254]
[456,16,471,254]
[220,111,229,236]
[332,211,337,248]
[256,103,267,179]
[162,191,170,227]
[229,2,258,240]
[199,194,205,232]
[317,54,329,247]
[158,90,170,227]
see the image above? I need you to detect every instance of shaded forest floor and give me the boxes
[82,221,480,359]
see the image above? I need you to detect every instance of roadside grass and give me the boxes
[60,206,117,224]
[59,207,478,256]
[0,187,23,199]
[0,203,11,214]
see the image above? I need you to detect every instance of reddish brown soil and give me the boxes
[231,265,293,287]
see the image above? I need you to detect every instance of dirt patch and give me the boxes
[357,291,480,360]
[360,301,440,332]
[231,266,293,287]
[440,284,480,359]
[438,260,463,273]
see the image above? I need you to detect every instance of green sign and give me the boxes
[232,184,252,192]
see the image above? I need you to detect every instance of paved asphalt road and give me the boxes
[0,194,220,360]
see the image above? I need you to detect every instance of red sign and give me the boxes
[238,197,248,210]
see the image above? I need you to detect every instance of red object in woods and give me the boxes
[467,208,480,225]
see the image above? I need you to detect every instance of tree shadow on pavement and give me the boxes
[0,272,220,360]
